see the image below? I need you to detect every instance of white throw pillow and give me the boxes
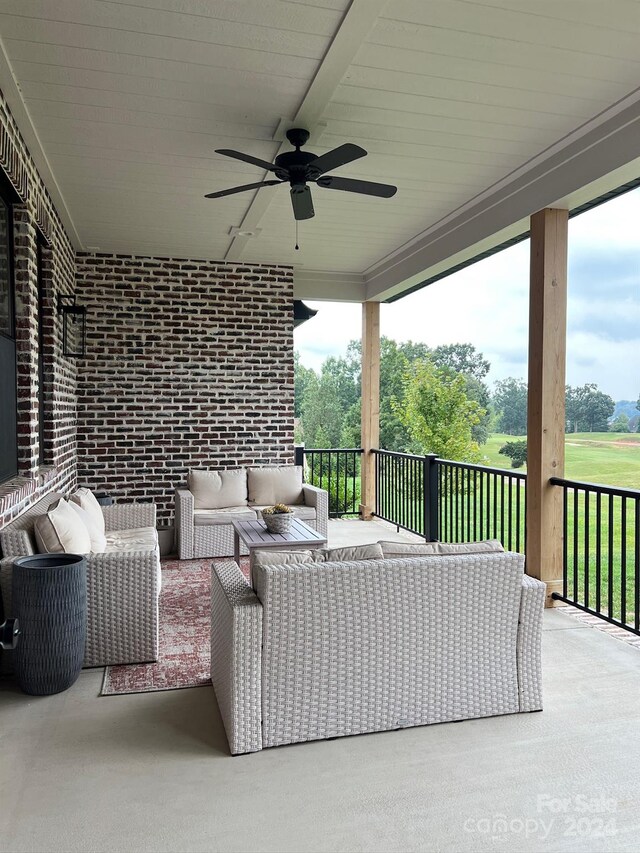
[68,500,107,553]
[70,488,105,534]
[378,539,504,558]
[247,466,303,506]
[34,499,92,555]
[320,543,384,562]
[188,469,247,509]
[251,549,315,568]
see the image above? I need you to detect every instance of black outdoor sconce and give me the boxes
[57,295,87,357]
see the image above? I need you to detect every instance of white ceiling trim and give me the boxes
[294,267,365,302]
[364,85,640,301]
[224,0,388,262]
[0,33,82,249]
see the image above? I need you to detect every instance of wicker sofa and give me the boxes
[0,492,160,667]
[210,551,545,754]
[175,465,328,559]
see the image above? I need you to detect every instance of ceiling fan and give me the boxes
[205,128,397,221]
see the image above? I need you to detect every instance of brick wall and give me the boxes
[74,255,295,523]
[0,89,77,530]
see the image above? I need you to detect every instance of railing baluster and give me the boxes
[609,494,614,619]
[584,488,590,610]
[635,498,640,633]
[573,488,579,604]
[621,497,627,626]
[596,491,602,615]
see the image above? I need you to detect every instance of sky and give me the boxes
[294,187,640,402]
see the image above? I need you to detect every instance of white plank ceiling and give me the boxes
[1,0,640,280]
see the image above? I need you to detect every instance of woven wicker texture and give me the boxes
[253,552,529,749]
[1,494,160,668]
[210,561,263,755]
[301,484,328,539]
[0,491,63,557]
[517,574,546,711]
[102,502,156,532]
[176,481,329,559]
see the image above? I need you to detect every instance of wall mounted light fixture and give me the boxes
[57,294,86,357]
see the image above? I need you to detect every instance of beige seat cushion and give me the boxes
[68,500,107,554]
[188,469,247,509]
[105,526,159,552]
[70,488,105,534]
[193,507,256,526]
[378,539,505,559]
[34,498,92,555]
[247,466,303,506]
[251,504,316,522]
[320,543,384,562]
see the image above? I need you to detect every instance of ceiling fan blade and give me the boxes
[307,143,367,177]
[204,180,281,199]
[215,149,282,174]
[317,175,397,198]
[290,185,315,220]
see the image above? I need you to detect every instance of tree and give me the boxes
[609,413,630,433]
[493,378,528,435]
[566,384,615,433]
[300,372,343,447]
[294,352,316,419]
[395,359,485,461]
[431,343,490,381]
[499,440,527,469]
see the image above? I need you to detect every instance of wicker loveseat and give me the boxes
[0,492,160,667]
[175,465,328,559]
[210,550,545,754]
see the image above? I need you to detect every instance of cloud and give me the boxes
[294,188,640,400]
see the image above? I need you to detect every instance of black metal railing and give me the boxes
[550,477,640,635]
[438,459,527,553]
[295,446,363,517]
[372,450,438,539]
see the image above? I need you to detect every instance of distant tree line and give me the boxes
[295,341,635,466]
[491,378,631,435]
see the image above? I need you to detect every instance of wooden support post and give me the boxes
[526,208,568,606]
[360,301,380,520]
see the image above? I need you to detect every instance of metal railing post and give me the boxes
[423,453,439,541]
[294,445,305,469]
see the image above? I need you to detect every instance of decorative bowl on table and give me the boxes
[262,504,294,534]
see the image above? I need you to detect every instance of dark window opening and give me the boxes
[0,179,16,483]
[37,239,46,466]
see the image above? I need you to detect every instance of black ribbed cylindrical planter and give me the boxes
[12,554,87,696]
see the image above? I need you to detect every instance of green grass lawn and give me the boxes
[481,432,640,489]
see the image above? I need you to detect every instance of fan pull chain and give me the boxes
[295,219,299,251]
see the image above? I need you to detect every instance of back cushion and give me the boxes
[247,466,303,506]
[320,543,384,562]
[34,499,92,555]
[379,539,504,559]
[70,487,105,534]
[252,549,316,568]
[68,501,107,553]
[188,469,247,509]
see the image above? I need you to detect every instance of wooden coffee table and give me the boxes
[232,517,327,579]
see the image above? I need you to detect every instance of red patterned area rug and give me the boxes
[101,557,248,696]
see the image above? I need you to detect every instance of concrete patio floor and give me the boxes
[2,523,640,852]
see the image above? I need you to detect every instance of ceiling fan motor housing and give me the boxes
[274,149,317,183]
